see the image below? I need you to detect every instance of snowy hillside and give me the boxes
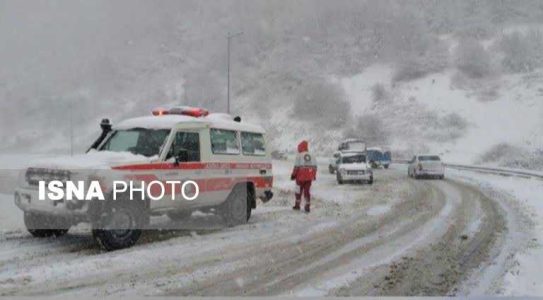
[237,64,543,169]
[1,1,543,170]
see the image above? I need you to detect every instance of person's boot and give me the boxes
[293,204,301,210]
[304,204,310,213]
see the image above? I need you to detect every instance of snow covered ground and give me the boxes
[0,153,541,296]
[0,193,23,233]
[447,168,543,296]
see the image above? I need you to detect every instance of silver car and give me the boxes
[336,153,373,185]
[408,155,445,179]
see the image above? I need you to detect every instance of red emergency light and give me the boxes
[152,106,209,118]
[170,106,209,117]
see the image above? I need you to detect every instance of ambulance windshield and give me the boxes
[100,128,171,157]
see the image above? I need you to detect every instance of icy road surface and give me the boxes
[0,161,536,296]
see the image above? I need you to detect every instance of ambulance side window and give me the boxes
[241,132,266,156]
[210,129,240,155]
[168,131,200,162]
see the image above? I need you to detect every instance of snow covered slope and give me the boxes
[253,64,543,169]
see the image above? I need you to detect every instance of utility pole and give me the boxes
[69,97,74,156]
[227,31,243,114]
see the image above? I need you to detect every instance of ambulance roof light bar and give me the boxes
[152,106,209,118]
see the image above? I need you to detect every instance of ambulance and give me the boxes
[14,106,274,251]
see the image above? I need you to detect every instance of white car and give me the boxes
[335,153,373,185]
[337,139,367,153]
[408,154,445,179]
[14,106,274,251]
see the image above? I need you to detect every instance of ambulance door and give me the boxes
[207,128,243,206]
[155,129,203,211]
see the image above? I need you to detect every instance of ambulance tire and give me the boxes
[25,212,69,238]
[92,201,146,251]
[222,184,249,227]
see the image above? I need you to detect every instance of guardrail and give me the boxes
[392,160,543,180]
[444,164,543,180]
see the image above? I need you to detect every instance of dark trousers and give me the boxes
[295,181,312,207]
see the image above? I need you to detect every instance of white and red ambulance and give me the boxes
[14,106,274,250]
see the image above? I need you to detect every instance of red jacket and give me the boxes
[291,141,317,183]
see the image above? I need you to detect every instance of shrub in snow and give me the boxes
[392,40,448,83]
[455,38,493,78]
[393,58,428,83]
[291,79,351,129]
[371,83,389,106]
[499,30,543,73]
[440,113,468,134]
[477,143,543,170]
[422,112,468,142]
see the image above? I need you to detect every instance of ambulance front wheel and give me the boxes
[222,184,251,227]
[91,200,147,251]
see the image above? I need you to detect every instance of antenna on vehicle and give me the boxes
[87,118,112,153]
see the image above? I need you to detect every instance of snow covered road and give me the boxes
[0,162,537,296]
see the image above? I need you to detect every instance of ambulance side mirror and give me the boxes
[174,150,189,166]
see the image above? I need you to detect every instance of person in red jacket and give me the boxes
[291,140,317,213]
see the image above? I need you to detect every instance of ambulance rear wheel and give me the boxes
[222,185,248,227]
[24,212,69,238]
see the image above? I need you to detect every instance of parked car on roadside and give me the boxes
[367,147,392,169]
[336,152,373,185]
[337,139,367,153]
[382,150,391,169]
[408,154,444,179]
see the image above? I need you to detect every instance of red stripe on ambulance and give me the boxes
[112,162,272,171]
